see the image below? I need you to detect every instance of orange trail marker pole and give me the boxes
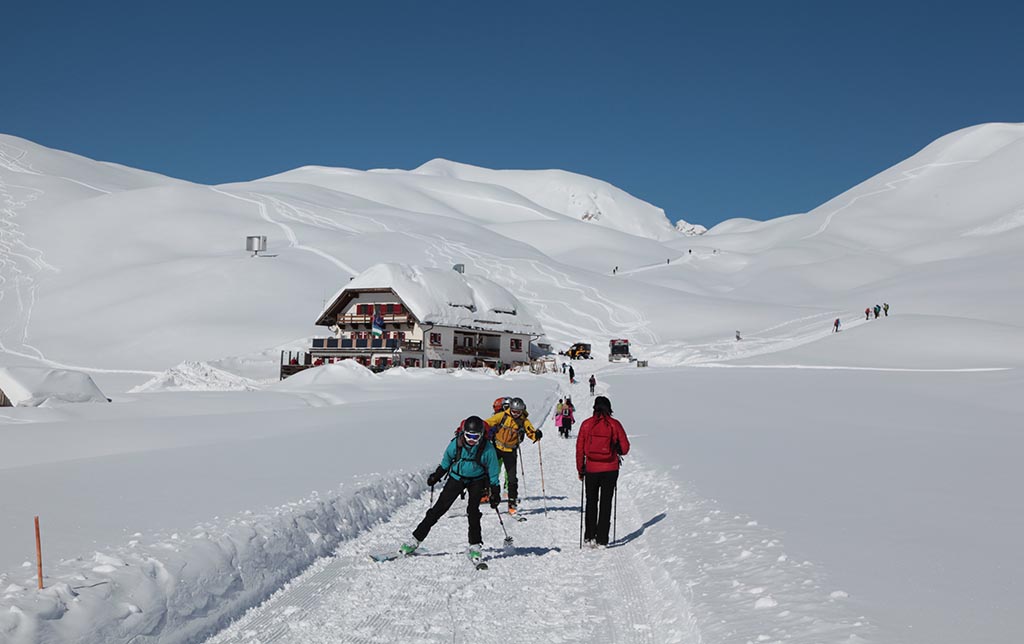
[34,516,43,590]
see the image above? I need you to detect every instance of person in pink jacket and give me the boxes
[576,396,630,546]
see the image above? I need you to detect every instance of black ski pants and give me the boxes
[584,470,619,545]
[496,448,520,502]
[413,476,487,545]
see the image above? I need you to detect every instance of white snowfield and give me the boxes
[1,123,1023,644]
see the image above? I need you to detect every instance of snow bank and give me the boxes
[0,367,108,407]
[129,361,270,393]
[0,472,425,644]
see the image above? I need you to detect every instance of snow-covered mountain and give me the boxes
[674,218,707,236]
[4,123,1024,382]
[2,125,1024,644]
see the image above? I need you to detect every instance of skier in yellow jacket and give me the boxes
[485,396,542,513]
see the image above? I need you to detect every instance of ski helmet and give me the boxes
[492,397,505,413]
[502,396,512,410]
[462,415,485,445]
[509,397,526,416]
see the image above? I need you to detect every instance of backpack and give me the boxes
[584,417,618,462]
[449,419,493,473]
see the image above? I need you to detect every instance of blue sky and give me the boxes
[3,1,1022,227]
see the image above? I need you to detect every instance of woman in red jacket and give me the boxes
[576,395,630,547]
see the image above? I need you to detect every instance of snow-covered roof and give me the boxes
[0,367,108,407]
[316,263,542,336]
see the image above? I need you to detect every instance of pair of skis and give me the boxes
[368,549,488,570]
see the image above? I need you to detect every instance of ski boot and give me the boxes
[399,539,420,557]
[507,498,518,515]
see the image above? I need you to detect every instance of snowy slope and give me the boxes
[2,124,1024,644]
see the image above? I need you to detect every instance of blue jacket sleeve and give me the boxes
[483,443,501,487]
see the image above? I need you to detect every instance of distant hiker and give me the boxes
[874,304,881,319]
[568,364,576,384]
[865,307,871,320]
[577,396,631,547]
[589,374,597,395]
[883,302,890,317]
[688,249,692,254]
[833,318,840,333]
[401,416,501,563]
[485,397,542,514]
[667,258,670,264]
[554,400,564,437]
[561,397,576,438]
[562,362,568,374]
[735,330,742,341]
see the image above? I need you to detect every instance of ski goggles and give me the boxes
[463,431,482,445]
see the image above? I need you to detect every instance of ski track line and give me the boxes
[410,232,656,344]
[209,186,358,276]
[649,307,874,366]
[0,140,111,194]
[801,160,978,240]
[0,172,61,363]
[417,184,562,222]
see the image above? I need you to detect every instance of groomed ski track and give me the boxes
[206,418,695,644]
[206,376,874,644]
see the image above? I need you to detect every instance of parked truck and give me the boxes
[608,338,633,362]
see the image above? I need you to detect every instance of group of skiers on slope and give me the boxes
[864,302,890,320]
[832,303,891,332]
[399,393,630,563]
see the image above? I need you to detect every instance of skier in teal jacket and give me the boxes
[401,416,501,560]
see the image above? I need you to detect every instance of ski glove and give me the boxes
[427,466,446,487]
[489,485,501,509]
[533,429,543,442]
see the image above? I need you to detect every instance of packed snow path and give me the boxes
[206,378,874,644]
[207,425,697,644]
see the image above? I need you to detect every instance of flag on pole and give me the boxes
[371,313,385,338]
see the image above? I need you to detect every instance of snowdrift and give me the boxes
[0,367,108,407]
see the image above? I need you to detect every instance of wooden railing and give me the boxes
[335,313,413,325]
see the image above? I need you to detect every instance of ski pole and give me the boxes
[613,480,618,544]
[430,484,434,505]
[579,473,585,549]
[495,507,513,546]
[537,440,548,517]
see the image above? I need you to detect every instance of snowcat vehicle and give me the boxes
[608,338,633,362]
[566,343,592,359]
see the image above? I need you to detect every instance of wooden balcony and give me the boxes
[335,313,414,326]
[310,338,423,352]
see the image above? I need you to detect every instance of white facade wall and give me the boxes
[328,291,532,368]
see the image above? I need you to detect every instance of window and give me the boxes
[429,333,442,346]
[510,338,523,352]
[394,331,406,341]
[463,336,473,348]
[428,359,443,368]
[356,304,371,315]
[392,303,404,315]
